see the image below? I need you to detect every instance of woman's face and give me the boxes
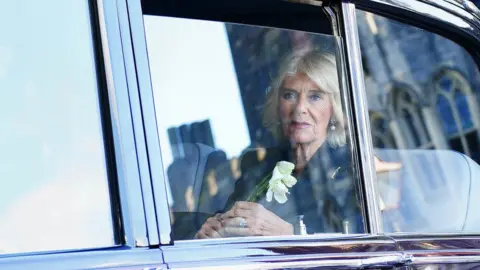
[278,72,333,146]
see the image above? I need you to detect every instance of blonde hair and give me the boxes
[263,50,346,147]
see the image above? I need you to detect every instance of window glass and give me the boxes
[0,1,114,253]
[357,10,480,233]
[145,16,366,240]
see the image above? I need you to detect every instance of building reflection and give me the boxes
[357,11,480,162]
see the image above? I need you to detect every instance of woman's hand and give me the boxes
[195,202,293,239]
[194,213,225,239]
[221,201,293,237]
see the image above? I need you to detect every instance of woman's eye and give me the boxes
[310,93,324,101]
[282,92,296,100]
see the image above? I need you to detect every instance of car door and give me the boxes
[129,0,480,269]
[127,0,414,268]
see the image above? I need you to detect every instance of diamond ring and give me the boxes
[239,217,248,228]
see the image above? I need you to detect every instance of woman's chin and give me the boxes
[289,135,315,145]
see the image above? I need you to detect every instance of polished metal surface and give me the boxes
[392,234,480,250]
[115,0,160,247]
[162,235,398,268]
[283,0,324,6]
[324,6,339,36]
[169,255,409,270]
[341,2,383,234]
[463,0,480,19]
[0,248,164,270]
[97,0,148,246]
[411,255,480,264]
[424,0,480,21]
[360,253,413,268]
[420,0,480,26]
[356,0,480,38]
[125,0,173,245]
[388,234,480,265]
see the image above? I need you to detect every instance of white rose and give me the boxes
[266,161,297,204]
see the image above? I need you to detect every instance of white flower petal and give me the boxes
[274,191,288,204]
[269,167,283,182]
[268,178,280,189]
[282,175,297,187]
[277,161,295,175]
[272,182,288,194]
[266,189,273,202]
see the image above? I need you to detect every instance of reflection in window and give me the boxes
[370,112,396,148]
[0,1,113,254]
[393,88,431,149]
[434,69,480,156]
[145,16,365,240]
[436,94,457,135]
[357,10,480,234]
[455,90,474,130]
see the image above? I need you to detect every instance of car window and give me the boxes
[356,10,480,233]
[144,15,367,240]
[0,1,114,254]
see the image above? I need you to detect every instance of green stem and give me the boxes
[246,171,272,202]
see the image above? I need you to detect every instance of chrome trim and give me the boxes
[125,0,173,245]
[282,0,324,6]
[443,0,467,9]
[386,233,480,263]
[172,233,390,247]
[389,234,480,251]
[324,6,339,36]
[355,0,480,37]
[423,0,480,22]
[97,0,149,246]
[169,254,409,270]
[410,255,480,264]
[360,253,413,268]
[0,248,164,270]
[162,235,398,267]
[341,2,382,234]
[388,232,480,239]
[115,0,160,247]
[463,0,480,19]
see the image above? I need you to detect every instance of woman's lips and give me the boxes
[290,121,310,129]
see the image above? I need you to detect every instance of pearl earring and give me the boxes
[330,119,336,131]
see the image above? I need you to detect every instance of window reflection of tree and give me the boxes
[433,69,480,160]
[370,111,396,149]
[391,86,433,149]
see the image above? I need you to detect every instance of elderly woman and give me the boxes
[195,50,364,239]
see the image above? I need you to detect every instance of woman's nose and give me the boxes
[294,95,308,114]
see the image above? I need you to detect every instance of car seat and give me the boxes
[375,148,480,233]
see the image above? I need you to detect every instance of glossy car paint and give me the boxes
[161,235,401,269]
